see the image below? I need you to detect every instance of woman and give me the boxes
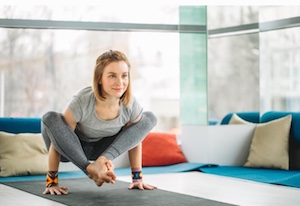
[42,50,157,195]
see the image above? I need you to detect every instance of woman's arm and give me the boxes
[127,114,157,190]
[63,107,77,131]
[43,107,76,195]
[127,114,143,170]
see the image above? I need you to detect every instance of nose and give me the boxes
[116,76,122,85]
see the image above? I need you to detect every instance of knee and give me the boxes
[42,111,61,125]
[142,111,157,127]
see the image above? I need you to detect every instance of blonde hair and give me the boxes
[92,50,132,106]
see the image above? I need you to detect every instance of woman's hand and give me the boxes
[87,157,117,186]
[128,181,157,190]
[43,185,68,195]
[106,160,115,171]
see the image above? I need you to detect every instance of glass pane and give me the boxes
[207,6,258,30]
[260,6,300,22]
[0,5,179,24]
[208,33,260,122]
[260,27,300,113]
[0,28,179,133]
[180,6,207,125]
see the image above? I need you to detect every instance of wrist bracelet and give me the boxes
[46,171,58,187]
[132,171,143,182]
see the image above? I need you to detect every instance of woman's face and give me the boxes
[100,61,129,99]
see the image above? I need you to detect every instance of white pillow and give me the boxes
[229,113,255,125]
[244,115,292,170]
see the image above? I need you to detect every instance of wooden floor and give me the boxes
[2,171,300,206]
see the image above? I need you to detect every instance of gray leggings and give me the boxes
[41,111,157,174]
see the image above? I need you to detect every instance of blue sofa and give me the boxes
[1,112,300,189]
[0,117,41,134]
[1,111,300,170]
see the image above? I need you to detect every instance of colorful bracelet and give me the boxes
[132,170,143,182]
[46,171,58,187]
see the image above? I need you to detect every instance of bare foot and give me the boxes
[86,157,117,186]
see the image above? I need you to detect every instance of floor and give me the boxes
[2,171,300,206]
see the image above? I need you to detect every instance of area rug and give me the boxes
[199,166,300,188]
[2,178,234,206]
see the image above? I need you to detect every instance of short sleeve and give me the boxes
[68,95,83,122]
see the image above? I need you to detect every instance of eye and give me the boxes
[122,74,128,78]
[109,74,116,78]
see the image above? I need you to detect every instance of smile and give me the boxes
[113,88,123,91]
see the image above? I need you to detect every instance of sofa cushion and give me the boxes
[244,115,292,170]
[0,131,48,177]
[221,112,260,124]
[261,111,300,170]
[142,132,187,167]
[261,111,300,143]
[0,118,41,134]
[229,113,255,125]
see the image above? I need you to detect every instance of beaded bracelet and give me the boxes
[46,171,59,187]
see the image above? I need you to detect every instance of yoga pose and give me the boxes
[42,50,157,195]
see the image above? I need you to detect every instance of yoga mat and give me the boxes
[2,178,234,206]
[199,166,300,188]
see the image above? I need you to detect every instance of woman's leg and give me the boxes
[83,111,156,185]
[101,111,157,161]
[42,111,117,186]
[42,111,157,173]
[41,111,90,174]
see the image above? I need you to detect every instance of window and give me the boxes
[0,5,206,134]
[207,6,259,121]
[260,27,300,112]
[207,6,300,123]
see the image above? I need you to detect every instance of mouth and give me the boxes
[113,88,123,92]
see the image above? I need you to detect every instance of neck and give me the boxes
[97,97,120,107]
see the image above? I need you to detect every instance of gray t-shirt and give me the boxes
[68,86,143,142]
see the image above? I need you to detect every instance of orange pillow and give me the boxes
[142,132,187,167]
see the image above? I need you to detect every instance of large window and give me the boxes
[0,5,182,133]
[0,5,206,134]
[207,6,300,123]
[1,5,299,130]
[0,28,179,118]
